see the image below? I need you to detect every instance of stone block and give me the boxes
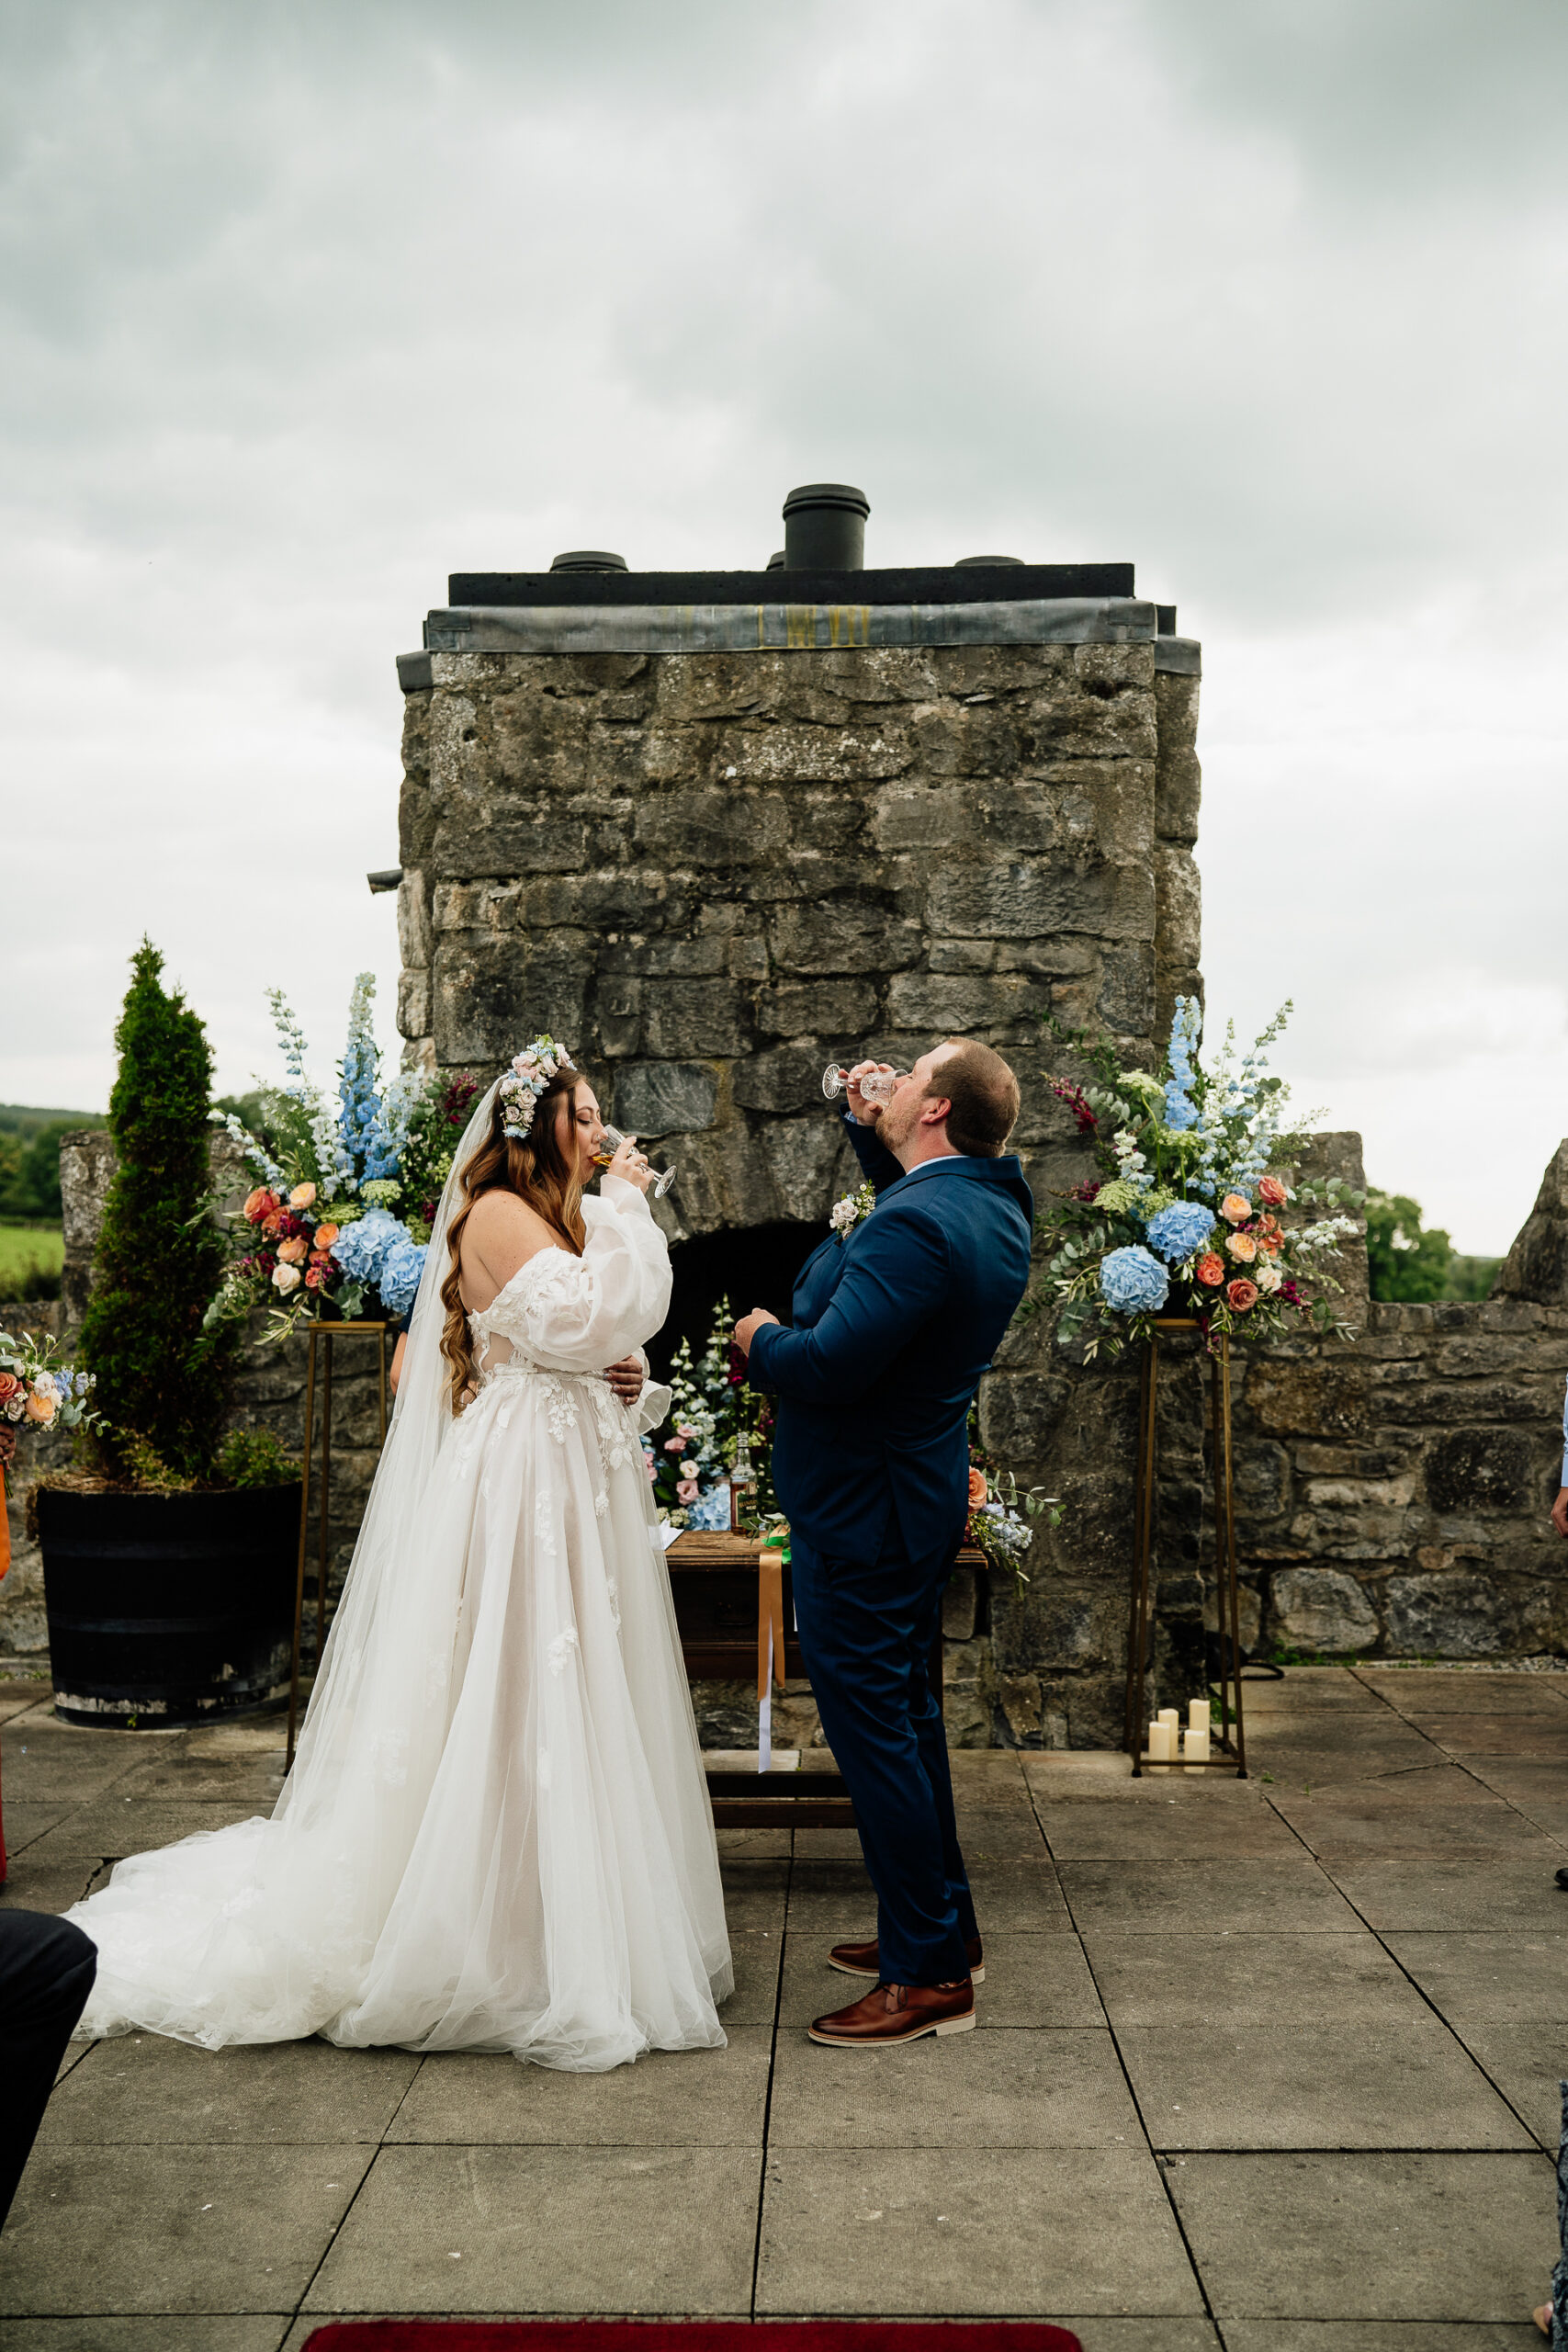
[928,854,1154,943]
[731,1046,830,1117]
[754,1116,846,1224]
[1427,1427,1538,1515]
[720,720,911,786]
[942,1568,977,1641]
[1154,672,1201,845]
[1269,1567,1381,1655]
[1382,1573,1529,1658]
[1243,1360,1369,1439]
[395,967,431,1041]
[978,1372,1069,1464]
[886,967,1048,1033]
[634,786,791,865]
[766,902,924,977]
[395,867,431,967]
[432,797,594,878]
[640,978,750,1058]
[756,978,879,1037]
[523,869,694,933]
[612,1062,717,1135]
[432,934,587,1067]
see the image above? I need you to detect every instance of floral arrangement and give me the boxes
[208,974,479,1340]
[0,1328,98,1574]
[644,1297,780,1533]
[500,1037,573,1140]
[1035,996,1364,1355]
[964,1408,1058,1586]
[829,1181,876,1241]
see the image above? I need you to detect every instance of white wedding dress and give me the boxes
[65,1115,731,2074]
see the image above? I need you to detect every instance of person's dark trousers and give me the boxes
[790,1525,976,1987]
[0,1909,96,2229]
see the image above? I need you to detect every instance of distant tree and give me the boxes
[1365,1189,1499,1303]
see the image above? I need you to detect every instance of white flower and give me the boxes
[272,1262,303,1295]
[1254,1256,1282,1293]
[29,1373,53,1397]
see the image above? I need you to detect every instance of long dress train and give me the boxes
[64,1172,730,2072]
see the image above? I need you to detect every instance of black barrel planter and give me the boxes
[37,1483,300,1728]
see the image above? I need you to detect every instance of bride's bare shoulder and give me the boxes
[460,1188,562,1307]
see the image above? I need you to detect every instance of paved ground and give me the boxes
[1,1664,1566,2349]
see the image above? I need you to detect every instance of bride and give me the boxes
[64,1037,731,2071]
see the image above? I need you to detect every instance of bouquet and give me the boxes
[1034,996,1364,1356]
[965,1408,1058,1586]
[645,1297,783,1534]
[208,973,480,1341]
[0,1327,98,1577]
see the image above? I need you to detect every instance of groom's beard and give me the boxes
[874,1094,919,1160]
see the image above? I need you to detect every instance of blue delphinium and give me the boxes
[1144,1200,1215,1264]
[1099,1245,1170,1314]
[339,972,404,1183]
[378,1235,427,1318]
[1163,996,1201,1132]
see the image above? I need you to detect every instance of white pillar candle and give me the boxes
[1157,1707,1180,1740]
[1147,1719,1175,1761]
[1183,1726,1211,1765]
[1189,1697,1210,1733]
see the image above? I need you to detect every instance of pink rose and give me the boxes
[663,1436,688,1453]
[676,1477,700,1504]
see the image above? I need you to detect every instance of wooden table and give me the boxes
[664,1531,984,1830]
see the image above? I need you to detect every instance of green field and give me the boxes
[0,1223,64,1301]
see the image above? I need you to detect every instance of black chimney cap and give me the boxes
[766,549,785,571]
[782,482,870,520]
[549,550,628,574]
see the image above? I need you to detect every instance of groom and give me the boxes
[734,1039,1032,2048]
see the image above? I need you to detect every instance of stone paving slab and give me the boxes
[1381,1932,1568,2027]
[22,1800,264,1861]
[384,2031,773,2146]
[1060,1856,1363,1933]
[1222,2324,1547,2348]
[1035,1795,1304,1860]
[1325,1860,1568,1933]
[1,2321,292,2350]
[1118,2018,1535,2150]
[1359,1674,1568,1715]
[719,1924,784,2023]
[1168,2151,1557,2322]
[303,2144,761,2315]
[1266,1799,1562,1861]
[1083,1930,1431,2030]
[0,2143,373,2315]
[766,2024,1143,2148]
[1459,2024,1568,2151]
[1409,1717,1568,1758]
[756,2143,1204,2316]
[39,2034,421,2146]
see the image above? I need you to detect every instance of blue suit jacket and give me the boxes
[750,1117,1033,1560]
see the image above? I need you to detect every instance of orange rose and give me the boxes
[304,1260,330,1289]
[313,1223,339,1251]
[1258,1175,1289,1206]
[1220,1193,1252,1225]
[968,1468,988,1510]
[0,1374,18,1405]
[1259,1232,1282,1257]
[289,1182,318,1210]
[1195,1252,1225,1286]
[243,1187,280,1226]
[277,1235,309,1265]
[262,1210,285,1238]
[1226,1230,1258,1262]
[24,1387,58,1424]
[1225,1278,1258,1312]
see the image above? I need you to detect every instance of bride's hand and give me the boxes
[603,1356,645,1407]
[607,1133,654,1193]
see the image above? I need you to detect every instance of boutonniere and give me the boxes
[829,1182,876,1242]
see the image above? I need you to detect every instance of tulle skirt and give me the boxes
[65,1364,731,2071]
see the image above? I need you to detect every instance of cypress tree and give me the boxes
[80,941,232,1479]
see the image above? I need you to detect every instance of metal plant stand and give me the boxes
[286,1320,390,1770]
[1123,1318,1248,1777]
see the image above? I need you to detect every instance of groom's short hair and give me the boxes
[929,1041,1021,1157]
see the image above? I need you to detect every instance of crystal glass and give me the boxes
[822,1062,904,1105]
[593,1124,678,1199]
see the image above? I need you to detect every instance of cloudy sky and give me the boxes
[4,0,1565,1252]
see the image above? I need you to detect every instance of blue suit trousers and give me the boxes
[789,1526,977,1986]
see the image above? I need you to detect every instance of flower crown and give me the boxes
[499,1035,576,1141]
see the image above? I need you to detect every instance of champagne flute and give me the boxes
[593,1123,678,1199]
[822,1062,906,1105]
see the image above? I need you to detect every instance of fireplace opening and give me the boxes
[649,1220,825,1385]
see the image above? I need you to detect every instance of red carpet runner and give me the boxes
[301,2324,1082,2352]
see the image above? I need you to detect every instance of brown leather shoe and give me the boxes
[829,1934,985,1984]
[808,1978,976,2047]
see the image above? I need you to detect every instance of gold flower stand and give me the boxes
[1122,1318,1249,1777]
[286,1318,390,1770]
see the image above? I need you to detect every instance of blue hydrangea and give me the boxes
[329,1207,400,1285]
[685,1483,732,1532]
[1099,1245,1170,1314]
[377,1236,427,1318]
[1144,1200,1216,1263]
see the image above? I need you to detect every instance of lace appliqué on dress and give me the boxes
[547,1627,580,1678]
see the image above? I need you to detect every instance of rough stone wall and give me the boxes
[393,639,1188,1233]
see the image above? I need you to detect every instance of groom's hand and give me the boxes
[847,1060,893,1125]
[733,1307,780,1357]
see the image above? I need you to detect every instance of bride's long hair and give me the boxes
[439,1062,588,1411]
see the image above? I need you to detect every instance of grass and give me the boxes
[0,1221,64,1304]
